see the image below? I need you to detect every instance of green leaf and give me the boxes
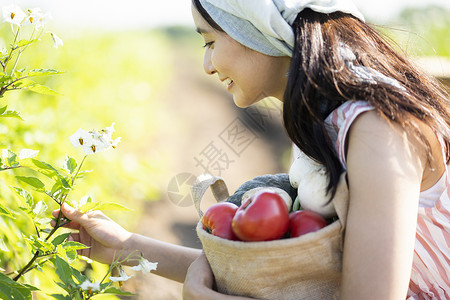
[79,202,132,213]
[20,159,71,190]
[49,183,64,200]
[0,109,23,120]
[64,156,77,174]
[2,149,18,167]
[13,78,59,95]
[0,106,6,114]
[64,248,77,264]
[11,186,34,209]
[0,203,15,218]
[0,75,12,84]
[16,39,37,48]
[26,69,63,77]
[32,200,48,216]
[51,233,71,247]
[26,235,54,252]
[49,294,72,300]
[27,84,59,95]
[14,70,25,79]
[102,287,134,296]
[24,82,59,95]
[97,202,132,212]
[0,236,9,252]
[16,176,45,190]
[52,256,74,286]
[62,241,88,250]
[0,272,37,300]
[70,266,86,284]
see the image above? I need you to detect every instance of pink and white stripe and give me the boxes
[325,101,450,299]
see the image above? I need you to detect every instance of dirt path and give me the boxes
[123,38,292,299]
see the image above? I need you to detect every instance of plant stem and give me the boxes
[13,251,39,281]
[72,156,87,186]
[0,166,22,171]
[10,51,22,76]
[12,156,88,282]
[13,212,67,281]
[3,27,19,72]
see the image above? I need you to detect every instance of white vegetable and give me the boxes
[241,187,293,212]
[289,147,336,218]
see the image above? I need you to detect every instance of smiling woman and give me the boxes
[184,0,450,299]
[192,5,291,107]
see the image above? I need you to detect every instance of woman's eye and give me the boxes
[203,41,214,49]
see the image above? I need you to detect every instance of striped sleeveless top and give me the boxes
[324,101,450,299]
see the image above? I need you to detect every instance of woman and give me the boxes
[54,0,450,299]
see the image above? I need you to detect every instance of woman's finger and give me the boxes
[51,209,61,218]
[50,216,80,230]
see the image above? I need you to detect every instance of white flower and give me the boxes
[130,257,158,274]
[50,32,63,48]
[2,5,26,26]
[81,137,108,155]
[69,124,121,155]
[100,122,115,141]
[80,280,100,293]
[69,129,92,148]
[24,8,51,29]
[109,268,133,282]
[111,137,122,148]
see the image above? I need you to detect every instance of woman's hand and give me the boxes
[183,252,253,300]
[183,252,215,299]
[51,203,132,264]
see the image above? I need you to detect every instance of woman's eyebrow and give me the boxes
[195,27,211,35]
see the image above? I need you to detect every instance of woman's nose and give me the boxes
[203,51,216,75]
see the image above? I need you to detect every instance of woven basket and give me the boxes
[192,173,349,300]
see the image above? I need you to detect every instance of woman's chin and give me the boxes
[232,93,262,108]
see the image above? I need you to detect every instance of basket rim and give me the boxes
[196,218,342,249]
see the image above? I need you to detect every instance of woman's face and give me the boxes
[191,5,291,108]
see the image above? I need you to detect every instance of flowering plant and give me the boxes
[0,4,62,99]
[0,4,157,299]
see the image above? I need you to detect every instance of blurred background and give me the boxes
[0,0,449,299]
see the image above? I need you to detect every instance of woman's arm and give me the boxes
[340,111,426,299]
[126,232,201,282]
[53,204,202,283]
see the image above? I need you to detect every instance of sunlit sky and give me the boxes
[5,0,450,31]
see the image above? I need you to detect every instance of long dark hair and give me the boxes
[284,9,450,196]
[192,0,450,197]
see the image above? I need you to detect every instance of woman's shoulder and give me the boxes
[342,105,445,192]
[325,100,375,168]
[325,100,443,175]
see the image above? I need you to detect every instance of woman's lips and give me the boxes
[223,78,234,90]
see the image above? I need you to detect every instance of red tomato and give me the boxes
[232,191,289,241]
[202,202,239,240]
[288,210,328,238]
